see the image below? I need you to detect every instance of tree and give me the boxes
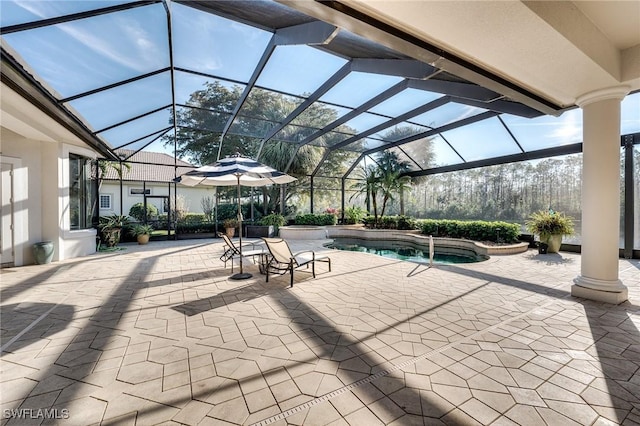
[200,196,215,222]
[98,160,130,184]
[168,81,361,214]
[375,151,412,218]
[350,163,381,222]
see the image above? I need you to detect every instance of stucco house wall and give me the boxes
[1,83,101,265]
[100,180,217,218]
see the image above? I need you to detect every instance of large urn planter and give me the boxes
[225,227,236,238]
[101,228,122,248]
[33,241,54,264]
[525,210,574,255]
[223,219,238,239]
[544,234,563,253]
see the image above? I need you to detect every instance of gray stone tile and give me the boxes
[546,400,599,425]
[459,398,500,424]
[207,396,250,424]
[1,241,638,426]
[244,387,277,413]
[504,404,545,426]
[344,406,385,426]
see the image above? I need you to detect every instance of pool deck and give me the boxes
[1,238,639,425]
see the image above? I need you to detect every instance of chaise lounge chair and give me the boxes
[261,237,331,287]
[218,232,264,273]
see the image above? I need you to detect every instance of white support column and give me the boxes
[572,86,629,304]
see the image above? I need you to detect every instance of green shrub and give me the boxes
[259,213,286,227]
[361,215,418,230]
[397,215,418,230]
[420,219,520,243]
[180,213,207,224]
[176,222,217,234]
[526,210,574,237]
[129,202,158,222]
[294,213,337,226]
[129,224,154,236]
[217,202,264,222]
[217,204,240,221]
[362,215,376,228]
[380,216,398,229]
[154,214,169,229]
[344,206,367,224]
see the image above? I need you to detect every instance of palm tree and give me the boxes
[375,151,412,218]
[98,160,131,184]
[257,141,321,214]
[350,164,380,224]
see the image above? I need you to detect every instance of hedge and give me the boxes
[176,222,218,234]
[294,213,337,226]
[362,215,419,230]
[420,219,520,243]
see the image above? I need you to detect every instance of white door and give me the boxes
[1,162,15,266]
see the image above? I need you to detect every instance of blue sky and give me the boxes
[1,0,639,167]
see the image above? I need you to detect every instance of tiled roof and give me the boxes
[102,150,195,183]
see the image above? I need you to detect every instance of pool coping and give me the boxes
[324,227,529,256]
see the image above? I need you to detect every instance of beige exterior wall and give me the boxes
[1,128,41,265]
[1,82,101,265]
[100,181,217,218]
[1,128,99,265]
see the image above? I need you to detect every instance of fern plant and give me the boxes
[526,210,574,239]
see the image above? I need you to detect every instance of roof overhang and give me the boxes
[280,0,640,114]
[1,47,118,159]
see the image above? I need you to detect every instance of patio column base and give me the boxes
[572,276,628,304]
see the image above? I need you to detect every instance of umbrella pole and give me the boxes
[231,174,252,280]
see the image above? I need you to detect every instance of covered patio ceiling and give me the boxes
[1,0,639,180]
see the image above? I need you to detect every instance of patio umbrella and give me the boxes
[177,154,296,280]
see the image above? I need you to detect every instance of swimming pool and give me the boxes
[325,238,489,264]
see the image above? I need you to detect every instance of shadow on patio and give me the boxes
[1,242,638,425]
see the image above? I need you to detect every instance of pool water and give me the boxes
[326,238,488,264]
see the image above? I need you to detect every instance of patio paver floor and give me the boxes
[1,239,639,425]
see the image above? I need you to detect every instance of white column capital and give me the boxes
[575,86,630,108]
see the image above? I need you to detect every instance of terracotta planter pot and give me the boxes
[137,234,150,245]
[225,228,235,238]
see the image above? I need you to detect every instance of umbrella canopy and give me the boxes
[176,154,296,280]
[179,155,296,187]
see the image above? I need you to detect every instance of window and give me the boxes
[130,188,151,196]
[99,194,112,210]
[69,154,97,230]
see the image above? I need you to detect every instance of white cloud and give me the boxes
[12,0,50,19]
[54,13,167,74]
[549,110,582,143]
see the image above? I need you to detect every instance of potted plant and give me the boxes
[130,224,154,245]
[98,214,130,248]
[526,210,574,253]
[223,218,238,238]
[247,213,285,238]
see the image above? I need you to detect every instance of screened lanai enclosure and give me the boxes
[2,0,639,250]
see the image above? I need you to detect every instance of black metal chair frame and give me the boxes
[218,232,264,272]
[261,237,331,287]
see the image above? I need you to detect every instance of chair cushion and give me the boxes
[240,249,264,257]
[294,252,329,266]
[294,253,313,266]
